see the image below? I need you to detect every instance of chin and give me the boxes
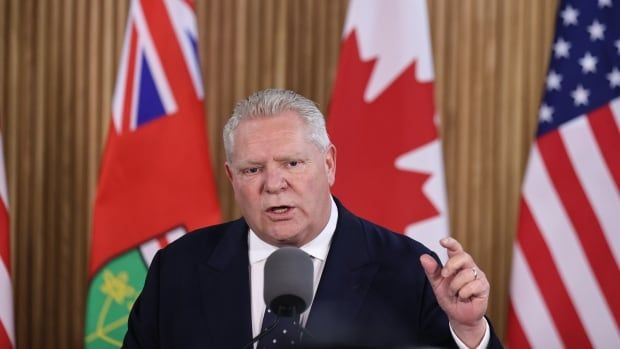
[268,230,304,246]
[271,233,301,245]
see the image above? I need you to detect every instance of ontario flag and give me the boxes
[507,0,620,348]
[0,132,13,349]
[84,1,221,348]
[327,0,449,260]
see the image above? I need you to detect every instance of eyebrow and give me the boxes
[274,149,309,159]
[234,151,309,166]
[273,155,306,162]
[234,160,263,167]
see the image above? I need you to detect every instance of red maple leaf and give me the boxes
[327,31,440,234]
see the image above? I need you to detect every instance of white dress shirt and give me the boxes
[249,198,338,340]
[247,197,489,348]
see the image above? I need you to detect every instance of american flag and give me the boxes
[507,0,620,348]
[0,132,13,349]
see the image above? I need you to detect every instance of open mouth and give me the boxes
[268,205,293,214]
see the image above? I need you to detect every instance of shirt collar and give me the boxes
[249,196,338,263]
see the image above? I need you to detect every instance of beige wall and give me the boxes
[0,0,557,347]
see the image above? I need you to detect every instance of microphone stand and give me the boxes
[240,316,280,349]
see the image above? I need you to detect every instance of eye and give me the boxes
[286,159,307,169]
[285,160,306,171]
[241,167,261,175]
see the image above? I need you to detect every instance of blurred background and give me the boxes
[0,0,559,347]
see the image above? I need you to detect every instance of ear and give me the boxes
[224,162,234,183]
[325,144,336,186]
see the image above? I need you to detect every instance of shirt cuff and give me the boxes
[449,318,490,349]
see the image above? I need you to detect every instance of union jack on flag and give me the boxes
[112,0,203,134]
[507,0,620,348]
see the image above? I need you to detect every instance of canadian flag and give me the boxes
[327,0,449,260]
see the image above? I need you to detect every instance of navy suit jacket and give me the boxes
[123,200,502,348]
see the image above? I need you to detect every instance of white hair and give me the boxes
[223,89,331,161]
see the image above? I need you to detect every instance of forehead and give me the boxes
[236,111,306,134]
[231,112,317,160]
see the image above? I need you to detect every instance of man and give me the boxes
[123,89,502,348]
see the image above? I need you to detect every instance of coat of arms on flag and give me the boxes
[84,1,220,347]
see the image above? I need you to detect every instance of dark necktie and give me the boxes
[256,307,302,348]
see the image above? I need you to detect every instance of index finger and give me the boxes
[440,237,464,258]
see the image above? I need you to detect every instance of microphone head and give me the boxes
[264,246,314,317]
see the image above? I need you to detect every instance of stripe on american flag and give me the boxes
[506,302,531,349]
[0,133,13,348]
[590,103,620,187]
[0,259,14,348]
[0,206,8,271]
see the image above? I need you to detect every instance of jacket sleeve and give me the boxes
[416,251,459,348]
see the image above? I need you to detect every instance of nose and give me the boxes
[263,167,288,193]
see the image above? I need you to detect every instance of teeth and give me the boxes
[271,206,289,213]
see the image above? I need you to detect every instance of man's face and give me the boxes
[225,111,336,247]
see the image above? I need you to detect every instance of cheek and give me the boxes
[233,181,254,201]
[235,180,265,206]
[301,174,329,197]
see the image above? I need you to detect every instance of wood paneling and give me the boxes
[428,0,558,340]
[0,0,558,347]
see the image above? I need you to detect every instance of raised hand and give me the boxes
[420,237,489,348]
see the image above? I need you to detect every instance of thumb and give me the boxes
[420,254,443,286]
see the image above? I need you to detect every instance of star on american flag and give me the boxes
[587,20,605,41]
[539,104,554,123]
[607,67,620,87]
[561,5,579,25]
[547,70,562,90]
[579,52,598,73]
[554,37,571,58]
[571,85,590,105]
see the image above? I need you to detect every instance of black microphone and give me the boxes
[241,247,314,349]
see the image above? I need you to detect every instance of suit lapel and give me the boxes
[305,202,379,342]
[199,219,254,348]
